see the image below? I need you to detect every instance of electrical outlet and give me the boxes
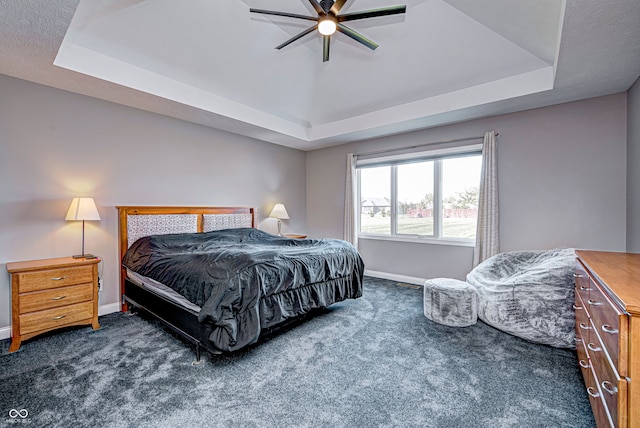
[98,279,104,292]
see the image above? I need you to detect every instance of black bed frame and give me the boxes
[124,278,328,363]
[123,278,218,363]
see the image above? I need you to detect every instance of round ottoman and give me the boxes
[423,278,478,327]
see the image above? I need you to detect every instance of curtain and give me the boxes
[344,153,358,247]
[473,131,499,267]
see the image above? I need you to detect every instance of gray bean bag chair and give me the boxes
[466,248,575,348]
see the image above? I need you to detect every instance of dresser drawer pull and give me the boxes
[51,315,66,320]
[578,359,590,369]
[587,343,602,352]
[601,381,618,395]
[572,304,583,310]
[575,337,583,343]
[586,387,600,398]
[587,299,603,306]
[579,286,591,291]
[601,324,618,335]
[51,295,67,301]
[579,322,591,330]
[51,276,66,281]
[574,273,585,278]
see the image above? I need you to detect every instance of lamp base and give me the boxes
[72,254,97,259]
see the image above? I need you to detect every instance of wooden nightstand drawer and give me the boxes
[19,283,94,313]
[18,265,94,292]
[19,301,94,335]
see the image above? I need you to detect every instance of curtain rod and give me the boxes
[355,133,499,158]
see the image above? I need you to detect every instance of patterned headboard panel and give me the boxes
[127,214,198,248]
[203,213,253,232]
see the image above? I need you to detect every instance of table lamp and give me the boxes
[269,203,289,236]
[65,197,101,259]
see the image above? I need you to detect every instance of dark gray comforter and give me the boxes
[123,228,364,352]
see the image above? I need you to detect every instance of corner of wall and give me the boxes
[627,76,640,252]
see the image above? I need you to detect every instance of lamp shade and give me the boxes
[65,198,101,221]
[269,203,289,220]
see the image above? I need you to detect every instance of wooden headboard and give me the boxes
[116,206,256,311]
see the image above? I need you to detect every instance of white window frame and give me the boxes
[357,144,482,246]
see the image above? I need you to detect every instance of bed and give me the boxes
[117,206,364,361]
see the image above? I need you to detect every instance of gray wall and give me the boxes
[307,94,628,280]
[627,77,640,252]
[0,74,306,333]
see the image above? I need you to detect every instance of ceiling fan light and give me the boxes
[318,18,337,36]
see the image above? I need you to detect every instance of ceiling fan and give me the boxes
[250,0,406,62]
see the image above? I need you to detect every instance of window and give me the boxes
[358,148,482,242]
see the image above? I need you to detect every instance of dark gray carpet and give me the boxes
[0,277,594,428]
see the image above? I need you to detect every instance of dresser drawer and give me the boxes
[588,365,615,428]
[590,328,628,427]
[19,283,94,313]
[575,262,592,313]
[576,339,591,384]
[575,291,592,345]
[19,301,94,335]
[17,265,94,292]
[586,282,627,375]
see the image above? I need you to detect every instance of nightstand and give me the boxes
[6,256,100,352]
[284,234,307,239]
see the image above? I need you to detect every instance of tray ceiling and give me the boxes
[1,0,639,150]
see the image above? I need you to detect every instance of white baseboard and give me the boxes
[0,303,122,341]
[98,302,121,316]
[364,270,425,286]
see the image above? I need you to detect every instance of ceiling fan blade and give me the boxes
[308,0,325,15]
[323,35,330,62]
[250,8,318,22]
[275,25,318,50]
[337,23,378,50]
[330,0,349,15]
[338,5,406,22]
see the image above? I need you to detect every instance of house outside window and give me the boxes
[357,145,482,244]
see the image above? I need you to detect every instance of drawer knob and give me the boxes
[579,359,590,369]
[52,315,66,320]
[601,381,618,395]
[572,304,583,310]
[587,299,603,306]
[579,322,592,331]
[51,295,67,301]
[579,286,592,291]
[587,343,602,352]
[586,387,600,398]
[51,276,66,281]
[601,324,618,335]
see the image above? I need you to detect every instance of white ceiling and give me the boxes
[0,0,639,150]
